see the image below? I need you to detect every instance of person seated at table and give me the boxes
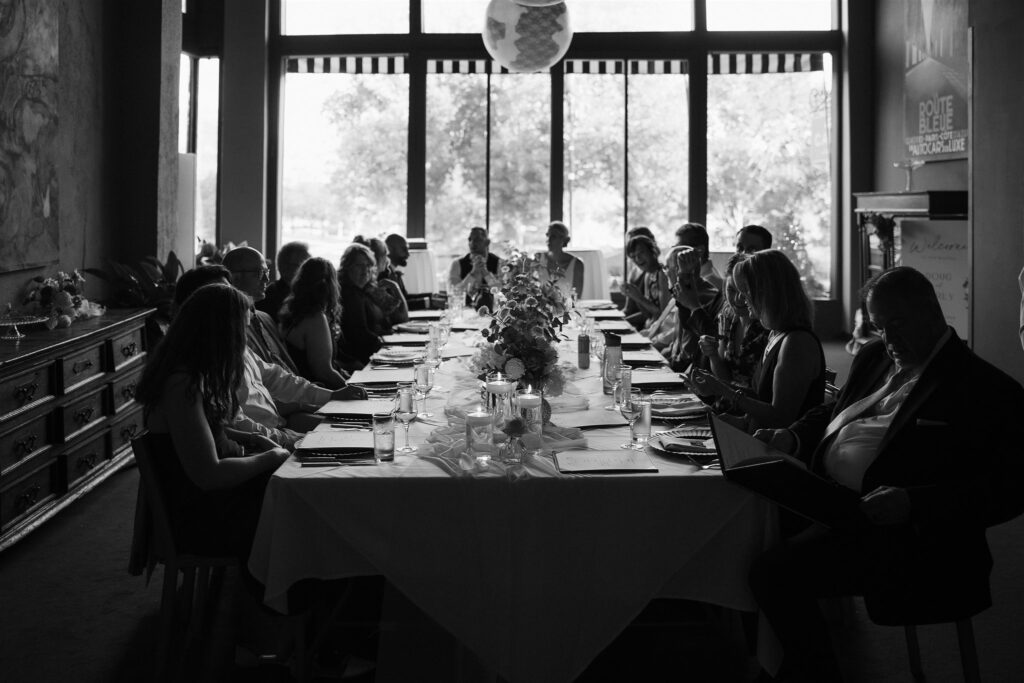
[339,243,387,367]
[224,246,300,375]
[256,241,309,323]
[136,282,289,560]
[278,257,350,390]
[748,266,1024,682]
[735,223,772,254]
[675,222,723,291]
[383,233,411,298]
[621,234,670,330]
[354,235,409,327]
[689,249,824,431]
[697,252,770,401]
[665,232,724,371]
[639,245,683,353]
[621,226,656,315]
[449,226,502,311]
[535,220,584,300]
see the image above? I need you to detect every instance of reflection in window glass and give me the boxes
[423,0,487,33]
[564,73,624,257]
[707,0,831,31]
[572,0,692,32]
[280,73,409,261]
[627,71,690,252]
[195,58,220,247]
[707,55,833,297]
[283,0,407,35]
[489,74,550,250]
[178,55,191,154]
[425,74,488,263]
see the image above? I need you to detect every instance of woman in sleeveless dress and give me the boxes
[135,283,289,559]
[536,221,584,300]
[278,256,350,389]
[691,249,824,432]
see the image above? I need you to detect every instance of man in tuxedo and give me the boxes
[751,266,1024,682]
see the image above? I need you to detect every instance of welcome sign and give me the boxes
[898,219,969,338]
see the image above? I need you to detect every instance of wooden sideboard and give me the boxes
[0,308,153,551]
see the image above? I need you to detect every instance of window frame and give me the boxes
[266,0,843,297]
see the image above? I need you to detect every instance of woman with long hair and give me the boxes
[338,242,387,367]
[621,234,671,329]
[536,221,584,299]
[135,283,288,558]
[690,249,825,432]
[354,235,409,327]
[278,257,349,389]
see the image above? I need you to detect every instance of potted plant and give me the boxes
[84,252,185,346]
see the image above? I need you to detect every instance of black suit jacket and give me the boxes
[787,334,1024,624]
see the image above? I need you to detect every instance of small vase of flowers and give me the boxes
[20,270,105,329]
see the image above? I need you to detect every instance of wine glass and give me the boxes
[413,362,434,418]
[604,364,631,411]
[619,388,643,449]
[438,317,452,348]
[395,387,417,453]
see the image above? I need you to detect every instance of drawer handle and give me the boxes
[72,359,94,375]
[120,423,139,442]
[13,434,38,457]
[76,454,99,472]
[121,382,137,401]
[14,381,38,404]
[74,406,95,425]
[15,484,42,513]
[121,342,138,358]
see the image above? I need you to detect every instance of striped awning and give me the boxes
[286,52,825,76]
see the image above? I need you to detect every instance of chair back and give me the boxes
[824,367,839,401]
[131,436,179,563]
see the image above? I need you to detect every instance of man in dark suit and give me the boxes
[751,266,1024,682]
[448,226,502,309]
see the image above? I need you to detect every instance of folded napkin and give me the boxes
[651,403,708,418]
[655,435,717,454]
[395,322,431,334]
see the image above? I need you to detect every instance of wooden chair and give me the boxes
[131,437,237,681]
[903,618,981,683]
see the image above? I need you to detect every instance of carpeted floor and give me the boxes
[2,344,1023,682]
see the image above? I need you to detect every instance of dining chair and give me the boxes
[131,437,238,681]
[824,367,839,401]
[903,618,981,683]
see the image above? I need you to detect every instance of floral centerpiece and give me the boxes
[468,249,568,397]
[20,270,105,329]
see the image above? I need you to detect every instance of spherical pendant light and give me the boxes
[482,0,572,73]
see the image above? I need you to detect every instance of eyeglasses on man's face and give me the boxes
[236,265,271,280]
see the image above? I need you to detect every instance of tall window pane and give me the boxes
[707,0,832,31]
[195,57,220,247]
[564,71,624,255]
[489,74,550,249]
[178,55,191,154]
[425,73,488,264]
[707,54,833,297]
[280,71,409,260]
[627,70,690,251]
[283,0,407,35]
[573,0,693,32]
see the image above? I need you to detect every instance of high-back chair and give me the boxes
[902,617,981,683]
[131,436,237,681]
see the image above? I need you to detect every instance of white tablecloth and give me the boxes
[248,333,780,682]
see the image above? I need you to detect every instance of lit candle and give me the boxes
[518,393,541,409]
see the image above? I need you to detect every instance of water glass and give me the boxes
[413,362,434,417]
[372,413,395,462]
[605,364,632,411]
[466,407,495,465]
[424,340,441,368]
[395,387,417,453]
[632,393,653,449]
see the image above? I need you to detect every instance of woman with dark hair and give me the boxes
[135,283,288,558]
[621,234,671,329]
[338,242,387,367]
[691,249,824,431]
[277,257,350,389]
[353,235,409,327]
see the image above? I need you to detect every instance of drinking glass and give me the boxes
[372,413,396,462]
[395,387,417,453]
[438,317,453,348]
[424,340,441,368]
[619,388,644,449]
[413,362,434,418]
[605,364,632,411]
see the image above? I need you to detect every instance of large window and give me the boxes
[179,55,220,248]
[272,0,840,296]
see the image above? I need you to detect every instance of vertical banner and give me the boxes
[903,0,969,159]
[899,220,969,338]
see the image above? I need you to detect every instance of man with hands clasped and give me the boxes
[667,224,723,371]
[747,267,1024,682]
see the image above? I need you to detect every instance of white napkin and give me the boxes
[654,435,717,454]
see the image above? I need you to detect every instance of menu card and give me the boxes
[623,349,667,364]
[348,368,413,385]
[408,310,443,319]
[554,449,658,473]
[631,370,688,388]
[382,333,430,346]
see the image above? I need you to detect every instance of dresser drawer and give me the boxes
[111,326,145,371]
[0,413,53,475]
[111,366,143,414]
[0,363,55,423]
[59,387,107,442]
[66,430,112,490]
[60,343,106,393]
[110,405,144,454]
[0,457,58,532]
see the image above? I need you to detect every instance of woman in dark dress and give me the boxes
[278,257,349,389]
[338,243,388,367]
[135,283,288,559]
[691,249,824,432]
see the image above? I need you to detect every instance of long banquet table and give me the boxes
[248,307,782,682]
